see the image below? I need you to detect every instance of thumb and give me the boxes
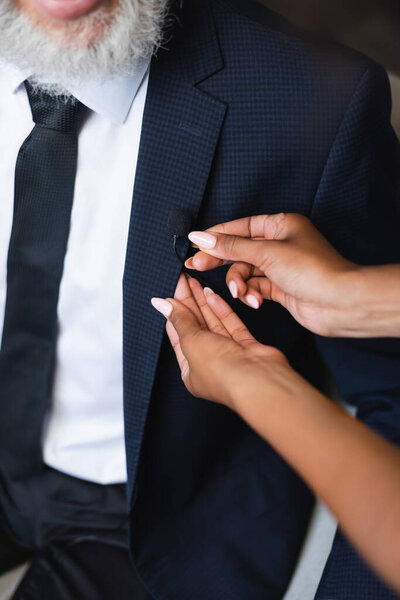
[188,231,273,271]
[151,297,204,351]
[169,300,202,340]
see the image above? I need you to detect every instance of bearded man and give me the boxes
[0,0,399,599]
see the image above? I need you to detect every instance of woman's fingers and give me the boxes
[205,213,310,241]
[226,263,264,310]
[184,212,310,274]
[225,262,250,298]
[186,214,318,274]
[225,262,263,298]
[151,297,196,379]
[206,214,281,239]
[174,273,207,327]
[185,254,228,272]
[205,290,256,344]
[165,319,189,377]
[153,283,255,347]
[246,277,286,303]
[188,230,273,271]
[187,277,231,338]
[153,296,204,350]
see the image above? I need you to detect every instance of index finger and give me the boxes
[203,213,310,242]
[205,214,280,240]
[205,291,256,345]
[186,214,285,272]
[174,273,207,327]
[185,253,227,272]
[188,231,270,271]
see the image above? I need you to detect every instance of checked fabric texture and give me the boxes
[123,1,400,599]
[0,82,88,479]
[316,531,400,599]
[0,1,399,599]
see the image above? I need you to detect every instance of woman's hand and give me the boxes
[185,213,362,337]
[151,273,289,408]
[152,273,400,594]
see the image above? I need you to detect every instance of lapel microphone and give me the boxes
[167,208,208,288]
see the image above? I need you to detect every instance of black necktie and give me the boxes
[0,82,88,479]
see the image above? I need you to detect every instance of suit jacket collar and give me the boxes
[123,0,226,500]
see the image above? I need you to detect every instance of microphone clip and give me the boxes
[168,207,208,287]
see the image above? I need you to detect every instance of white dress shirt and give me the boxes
[0,59,150,484]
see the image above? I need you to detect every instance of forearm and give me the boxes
[334,264,400,338]
[231,365,400,592]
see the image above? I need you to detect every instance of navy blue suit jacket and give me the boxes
[122,1,400,598]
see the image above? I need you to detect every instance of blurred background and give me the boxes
[258,0,400,136]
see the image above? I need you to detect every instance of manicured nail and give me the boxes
[188,231,216,249]
[228,280,238,299]
[245,294,259,309]
[185,257,195,269]
[204,287,214,297]
[151,298,172,318]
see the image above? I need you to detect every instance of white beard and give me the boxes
[0,0,169,95]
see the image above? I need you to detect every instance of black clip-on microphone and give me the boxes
[167,208,208,288]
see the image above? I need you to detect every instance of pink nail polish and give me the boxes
[204,287,214,297]
[151,298,172,318]
[188,231,216,249]
[229,281,238,299]
[185,258,195,270]
[245,294,259,309]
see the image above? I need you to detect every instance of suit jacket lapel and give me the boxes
[123,0,226,499]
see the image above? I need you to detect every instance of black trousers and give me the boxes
[0,469,153,600]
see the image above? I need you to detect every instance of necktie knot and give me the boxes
[25,81,88,134]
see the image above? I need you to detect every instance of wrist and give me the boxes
[353,265,400,337]
[228,357,298,415]
[323,265,368,337]
[228,357,335,456]
[334,265,400,337]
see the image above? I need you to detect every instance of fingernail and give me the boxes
[245,294,259,309]
[204,287,214,297]
[188,231,216,249]
[185,257,195,269]
[229,280,238,299]
[151,298,172,318]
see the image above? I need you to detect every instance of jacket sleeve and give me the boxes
[310,60,400,600]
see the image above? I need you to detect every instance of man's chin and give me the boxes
[15,0,113,48]
[18,0,109,21]
[1,0,165,92]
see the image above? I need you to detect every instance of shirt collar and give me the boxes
[3,56,150,126]
[1,61,29,95]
